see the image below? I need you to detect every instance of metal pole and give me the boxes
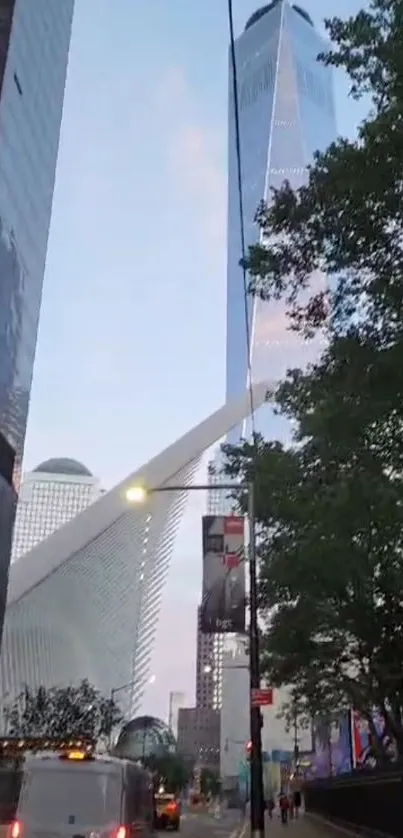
[248,481,265,838]
[142,717,148,762]
[108,688,115,750]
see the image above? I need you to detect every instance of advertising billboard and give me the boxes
[200,515,245,634]
[310,712,353,778]
[352,710,397,767]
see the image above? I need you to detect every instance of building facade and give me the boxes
[168,691,186,740]
[12,458,102,560]
[195,606,222,710]
[0,0,75,642]
[0,384,271,715]
[220,641,312,788]
[177,706,220,770]
[226,1,337,441]
[175,605,222,768]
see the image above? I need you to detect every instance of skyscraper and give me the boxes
[226,1,337,439]
[195,605,222,710]
[168,691,186,739]
[0,1,74,641]
[12,458,102,561]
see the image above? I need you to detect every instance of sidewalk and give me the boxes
[240,812,346,838]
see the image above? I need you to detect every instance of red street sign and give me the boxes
[224,516,244,536]
[251,688,273,707]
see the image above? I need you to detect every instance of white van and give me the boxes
[12,749,155,838]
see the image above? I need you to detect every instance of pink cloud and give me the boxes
[154,67,226,250]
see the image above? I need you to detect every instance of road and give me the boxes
[174,809,245,838]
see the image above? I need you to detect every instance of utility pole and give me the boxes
[248,482,265,838]
[293,703,299,766]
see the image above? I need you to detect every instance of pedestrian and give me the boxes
[293,788,302,818]
[267,797,275,820]
[279,791,289,825]
[288,793,295,820]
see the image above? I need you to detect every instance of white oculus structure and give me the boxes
[0,383,273,716]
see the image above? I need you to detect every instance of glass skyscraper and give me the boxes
[12,458,102,561]
[0,0,75,644]
[226,1,337,439]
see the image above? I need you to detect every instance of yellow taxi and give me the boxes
[154,792,181,831]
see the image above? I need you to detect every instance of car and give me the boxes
[154,793,180,830]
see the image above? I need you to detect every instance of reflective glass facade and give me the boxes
[0,0,74,644]
[226,1,337,440]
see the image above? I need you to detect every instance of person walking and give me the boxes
[288,793,295,820]
[279,791,289,825]
[267,796,275,820]
[291,773,303,818]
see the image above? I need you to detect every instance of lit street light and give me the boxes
[126,486,147,504]
[127,480,265,838]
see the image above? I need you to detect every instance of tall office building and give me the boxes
[219,2,337,782]
[168,691,186,739]
[176,606,222,768]
[12,458,102,561]
[226,1,337,439]
[195,605,222,710]
[0,1,75,644]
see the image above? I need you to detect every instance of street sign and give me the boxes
[251,687,273,707]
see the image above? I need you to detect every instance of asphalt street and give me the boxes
[172,809,245,838]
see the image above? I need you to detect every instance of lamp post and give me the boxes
[127,480,265,838]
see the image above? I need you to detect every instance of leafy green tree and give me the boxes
[7,680,122,743]
[200,767,220,797]
[144,753,191,793]
[220,0,403,761]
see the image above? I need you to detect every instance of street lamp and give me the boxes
[127,480,265,838]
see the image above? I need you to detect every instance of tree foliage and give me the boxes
[222,0,403,761]
[144,753,192,793]
[200,767,221,797]
[6,680,122,742]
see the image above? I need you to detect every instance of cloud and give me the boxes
[154,67,226,251]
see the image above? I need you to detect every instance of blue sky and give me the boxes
[23,0,367,717]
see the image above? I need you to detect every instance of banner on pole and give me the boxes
[200,514,245,634]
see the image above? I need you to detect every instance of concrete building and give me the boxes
[176,606,222,769]
[12,458,102,560]
[220,641,311,788]
[177,706,220,770]
[195,606,222,710]
[0,0,75,648]
[0,383,272,716]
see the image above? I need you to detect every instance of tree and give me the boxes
[200,767,220,797]
[143,753,191,793]
[7,680,123,743]
[220,0,403,761]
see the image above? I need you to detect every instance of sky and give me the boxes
[23,0,368,719]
